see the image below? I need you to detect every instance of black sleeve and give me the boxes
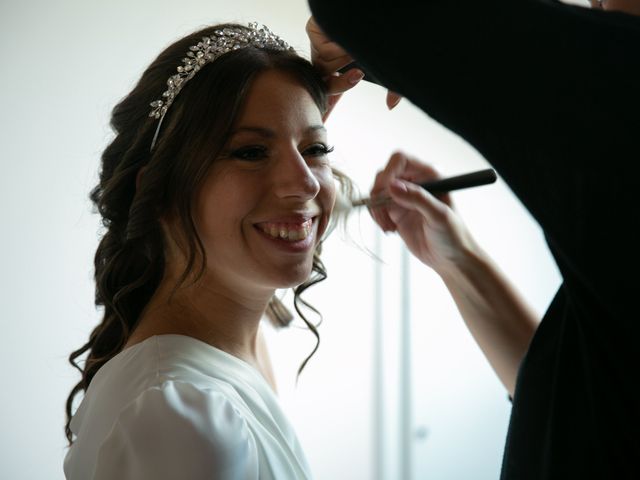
[309,0,640,316]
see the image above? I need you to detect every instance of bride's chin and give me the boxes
[278,263,315,288]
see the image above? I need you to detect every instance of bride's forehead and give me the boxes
[244,71,315,101]
[228,124,327,141]
[236,77,322,121]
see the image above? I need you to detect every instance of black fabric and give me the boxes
[309,0,640,478]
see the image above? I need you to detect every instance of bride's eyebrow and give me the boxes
[230,125,327,137]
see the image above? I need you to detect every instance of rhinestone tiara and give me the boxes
[148,22,294,151]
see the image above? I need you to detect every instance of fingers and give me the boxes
[306,17,353,74]
[387,179,449,224]
[306,17,403,114]
[322,92,343,123]
[369,202,397,233]
[325,68,365,96]
[372,151,451,200]
[368,151,453,232]
[368,152,408,231]
[386,91,403,110]
[371,151,431,199]
[321,69,364,122]
[372,151,409,196]
[306,16,363,118]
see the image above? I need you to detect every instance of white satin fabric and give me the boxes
[63,334,311,479]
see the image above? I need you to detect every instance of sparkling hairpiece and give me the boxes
[148,22,294,151]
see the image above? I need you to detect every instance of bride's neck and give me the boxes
[129,270,273,368]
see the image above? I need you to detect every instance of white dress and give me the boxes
[63,334,312,479]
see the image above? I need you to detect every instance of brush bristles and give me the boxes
[349,196,392,209]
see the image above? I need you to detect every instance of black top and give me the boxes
[309,0,640,478]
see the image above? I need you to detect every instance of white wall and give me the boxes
[0,1,584,479]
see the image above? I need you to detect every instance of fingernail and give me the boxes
[348,69,365,85]
[390,179,408,192]
[388,97,401,110]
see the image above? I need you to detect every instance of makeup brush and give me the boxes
[337,168,498,213]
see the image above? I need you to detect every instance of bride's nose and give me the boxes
[271,148,321,201]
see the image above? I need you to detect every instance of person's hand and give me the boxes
[369,151,479,273]
[305,16,402,121]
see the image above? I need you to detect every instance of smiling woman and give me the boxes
[63,22,353,480]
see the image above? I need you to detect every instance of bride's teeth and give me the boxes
[259,220,313,242]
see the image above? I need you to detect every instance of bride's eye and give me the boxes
[231,146,268,161]
[303,143,334,157]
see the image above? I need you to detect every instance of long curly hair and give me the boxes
[64,23,353,446]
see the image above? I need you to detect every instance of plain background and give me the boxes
[0,0,589,478]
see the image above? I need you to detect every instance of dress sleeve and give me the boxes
[92,381,259,480]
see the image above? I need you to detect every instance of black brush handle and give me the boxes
[353,168,498,208]
[419,168,497,195]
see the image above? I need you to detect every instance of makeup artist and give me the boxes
[306,0,640,478]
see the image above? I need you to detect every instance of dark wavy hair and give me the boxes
[64,23,354,446]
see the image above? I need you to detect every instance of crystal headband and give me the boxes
[148,22,294,151]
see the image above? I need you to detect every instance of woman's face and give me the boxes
[192,69,336,296]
